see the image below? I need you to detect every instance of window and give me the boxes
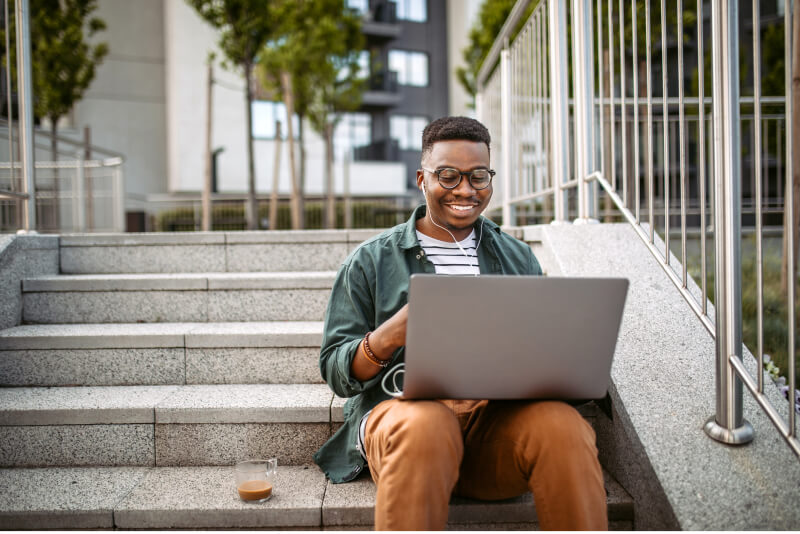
[390,115,427,150]
[346,0,426,22]
[346,0,368,13]
[396,0,426,22]
[334,113,372,159]
[388,50,428,87]
[252,101,299,139]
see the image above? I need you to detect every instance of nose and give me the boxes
[453,173,477,195]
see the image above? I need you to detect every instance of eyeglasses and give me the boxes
[421,167,495,190]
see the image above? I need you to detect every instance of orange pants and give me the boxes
[363,399,607,531]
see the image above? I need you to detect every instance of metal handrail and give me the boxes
[477,0,798,458]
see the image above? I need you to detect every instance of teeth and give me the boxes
[450,205,473,211]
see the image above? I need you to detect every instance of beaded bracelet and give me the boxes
[362,331,390,368]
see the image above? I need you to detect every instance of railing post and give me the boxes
[548,0,569,223]
[704,0,754,446]
[15,0,35,233]
[500,43,514,227]
[570,0,596,221]
[75,152,86,232]
[113,164,124,232]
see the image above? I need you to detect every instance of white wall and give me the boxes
[71,0,168,203]
[164,0,406,197]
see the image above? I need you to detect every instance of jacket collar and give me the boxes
[398,204,501,250]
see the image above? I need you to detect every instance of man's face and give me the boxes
[416,139,493,241]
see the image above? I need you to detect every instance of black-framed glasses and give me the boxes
[420,167,495,190]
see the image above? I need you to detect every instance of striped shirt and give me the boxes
[416,229,480,275]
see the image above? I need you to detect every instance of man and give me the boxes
[314,116,607,530]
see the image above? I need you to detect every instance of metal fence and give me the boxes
[477,0,798,457]
[0,158,125,233]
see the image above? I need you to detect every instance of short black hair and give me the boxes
[421,116,491,158]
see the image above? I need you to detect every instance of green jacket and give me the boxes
[313,204,543,483]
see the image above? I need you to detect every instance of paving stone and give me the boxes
[0,322,322,350]
[0,323,190,350]
[0,386,179,425]
[225,230,349,244]
[207,289,329,322]
[60,245,226,274]
[185,321,323,348]
[114,465,327,529]
[0,467,149,529]
[226,243,349,272]
[23,273,209,291]
[155,384,334,423]
[155,423,330,466]
[0,348,185,386]
[60,233,226,247]
[205,271,336,289]
[186,347,321,385]
[0,425,154,467]
[23,290,208,324]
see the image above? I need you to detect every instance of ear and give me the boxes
[416,169,425,191]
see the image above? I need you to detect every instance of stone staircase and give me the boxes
[0,230,634,529]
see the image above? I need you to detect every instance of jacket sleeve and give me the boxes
[319,256,388,398]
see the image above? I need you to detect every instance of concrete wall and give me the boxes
[0,235,59,330]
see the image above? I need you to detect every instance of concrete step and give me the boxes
[58,230,379,274]
[0,321,323,386]
[0,465,634,529]
[0,384,344,468]
[22,272,336,324]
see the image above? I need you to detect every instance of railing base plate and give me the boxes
[704,416,755,445]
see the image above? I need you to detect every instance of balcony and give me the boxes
[361,0,401,40]
[353,138,399,162]
[360,70,402,108]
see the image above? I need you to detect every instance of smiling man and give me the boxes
[314,116,607,531]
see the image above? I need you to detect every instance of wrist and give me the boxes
[367,328,399,361]
[361,332,391,368]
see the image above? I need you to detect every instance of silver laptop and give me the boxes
[400,274,629,400]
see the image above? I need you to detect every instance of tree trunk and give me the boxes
[281,70,302,230]
[244,61,258,230]
[50,121,59,231]
[298,116,306,230]
[269,120,282,229]
[202,62,213,232]
[324,121,335,229]
[783,0,800,292]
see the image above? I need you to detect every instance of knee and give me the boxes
[517,401,597,458]
[373,400,463,460]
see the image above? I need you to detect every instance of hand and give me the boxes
[350,303,408,382]
[369,303,409,359]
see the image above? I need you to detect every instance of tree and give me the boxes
[257,0,364,230]
[302,4,365,229]
[2,0,108,227]
[187,0,278,230]
[455,0,533,104]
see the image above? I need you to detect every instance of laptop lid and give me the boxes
[401,274,629,400]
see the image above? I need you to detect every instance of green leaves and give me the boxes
[256,0,366,133]
[1,0,108,124]
[187,0,278,72]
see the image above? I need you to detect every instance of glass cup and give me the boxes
[235,459,277,503]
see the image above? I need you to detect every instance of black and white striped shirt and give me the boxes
[416,229,480,275]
